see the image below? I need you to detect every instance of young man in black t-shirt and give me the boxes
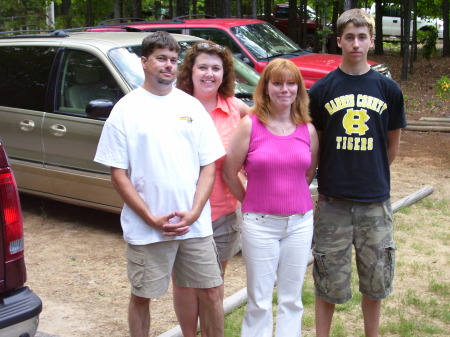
[309,8,406,337]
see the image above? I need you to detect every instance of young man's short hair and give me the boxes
[141,31,180,57]
[337,8,375,38]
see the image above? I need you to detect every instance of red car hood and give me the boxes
[284,53,378,88]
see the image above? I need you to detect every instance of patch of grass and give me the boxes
[224,304,245,335]
[416,198,449,213]
[329,321,346,337]
[384,315,446,335]
[411,242,425,253]
[302,313,314,330]
[429,279,450,297]
[394,217,413,231]
[397,206,412,215]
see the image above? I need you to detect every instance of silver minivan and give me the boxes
[0,31,260,213]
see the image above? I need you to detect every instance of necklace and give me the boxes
[269,119,294,135]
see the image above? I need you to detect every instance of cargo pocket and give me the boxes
[383,243,396,290]
[312,250,328,294]
[126,247,147,289]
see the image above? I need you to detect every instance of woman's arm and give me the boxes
[237,99,250,118]
[306,123,319,186]
[223,115,252,202]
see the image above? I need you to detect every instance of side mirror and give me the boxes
[234,53,253,67]
[86,99,114,119]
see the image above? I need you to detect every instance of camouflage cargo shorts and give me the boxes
[312,195,396,304]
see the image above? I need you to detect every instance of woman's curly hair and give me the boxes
[177,40,235,98]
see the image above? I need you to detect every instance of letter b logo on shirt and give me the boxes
[342,109,370,136]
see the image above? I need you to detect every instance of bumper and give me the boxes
[0,286,42,336]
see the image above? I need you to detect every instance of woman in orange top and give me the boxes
[175,40,249,336]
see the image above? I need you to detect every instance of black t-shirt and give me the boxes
[309,68,407,202]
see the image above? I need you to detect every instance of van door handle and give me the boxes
[50,124,67,137]
[19,119,35,132]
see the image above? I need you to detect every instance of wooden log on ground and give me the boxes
[419,117,450,123]
[405,125,450,132]
[407,120,450,126]
[392,185,434,213]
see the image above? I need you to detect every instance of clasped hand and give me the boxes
[149,210,199,237]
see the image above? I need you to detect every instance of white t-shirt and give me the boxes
[94,87,225,244]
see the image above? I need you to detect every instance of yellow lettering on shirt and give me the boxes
[335,137,374,151]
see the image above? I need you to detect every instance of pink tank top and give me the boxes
[242,114,313,214]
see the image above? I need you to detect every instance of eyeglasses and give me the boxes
[196,42,226,51]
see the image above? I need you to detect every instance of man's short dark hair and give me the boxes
[141,31,180,57]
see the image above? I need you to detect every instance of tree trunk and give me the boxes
[300,0,307,48]
[321,5,328,53]
[264,0,272,24]
[222,0,231,18]
[250,0,256,19]
[132,0,143,18]
[167,0,173,18]
[288,0,298,43]
[328,0,339,54]
[412,0,417,60]
[214,0,222,17]
[236,0,242,18]
[61,0,71,15]
[204,0,213,16]
[374,0,384,55]
[443,0,450,56]
[401,0,412,81]
[410,0,417,73]
[60,0,72,27]
[86,0,93,26]
[113,0,120,21]
[343,0,357,11]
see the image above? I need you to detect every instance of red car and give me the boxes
[91,16,391,88]
[0,140,42,335]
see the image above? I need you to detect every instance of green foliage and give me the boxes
[316,26,333,46]
[429,279,450,297]
[417,26,438,60]
[0,0,48,30]
[436,75,450,100]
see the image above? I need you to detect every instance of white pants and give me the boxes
[240,211,313,337]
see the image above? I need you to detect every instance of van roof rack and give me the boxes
[0,27,93,39]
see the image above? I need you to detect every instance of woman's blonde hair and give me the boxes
[251,58,310,125]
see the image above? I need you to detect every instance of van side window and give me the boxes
[0,46,56,111]
[58,50,122,116]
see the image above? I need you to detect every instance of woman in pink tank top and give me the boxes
[223,58,319,337]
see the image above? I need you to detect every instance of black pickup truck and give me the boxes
[0,141,42,336]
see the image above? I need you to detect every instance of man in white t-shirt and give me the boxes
[95,31,225,337]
